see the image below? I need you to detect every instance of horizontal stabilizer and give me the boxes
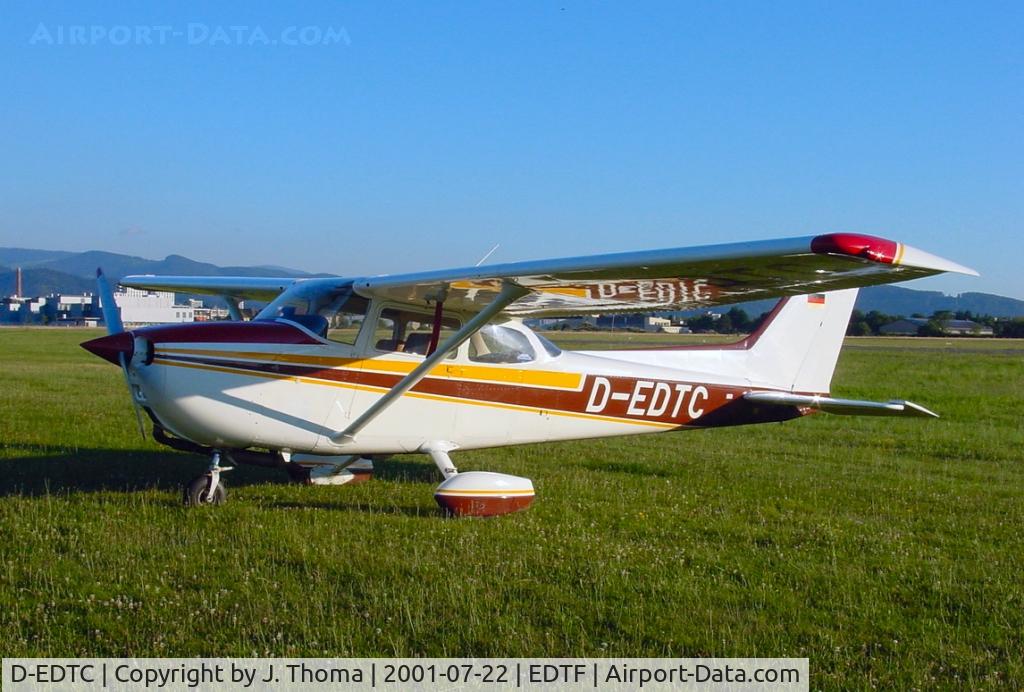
[744,391,938,418]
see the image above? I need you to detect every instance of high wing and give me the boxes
[352,233,977,317]
[118,276,302,302]
[121,233,976,317]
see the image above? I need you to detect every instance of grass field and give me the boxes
[1,327,1022,688]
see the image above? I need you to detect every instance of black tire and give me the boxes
[183,475,227,507]
[285,462,312,484]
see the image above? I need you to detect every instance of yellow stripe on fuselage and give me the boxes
[150,357,676,430]
[157,347,582,390]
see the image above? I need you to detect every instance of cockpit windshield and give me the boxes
[469,324,537,364]
[256,282,368,344]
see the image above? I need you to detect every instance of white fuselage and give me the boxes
[128,318,788,457]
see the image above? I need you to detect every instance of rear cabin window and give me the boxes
[374,307,461,358]
[468,325,536,364]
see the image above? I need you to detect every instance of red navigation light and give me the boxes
[810,233,899,264]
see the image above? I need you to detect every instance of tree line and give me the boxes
[684,307,1024,338]
[686,307,768,334]
[845,309,1024,338]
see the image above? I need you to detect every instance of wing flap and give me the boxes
[744,391,938,418]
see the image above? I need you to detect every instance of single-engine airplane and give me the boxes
[82,233,976,516]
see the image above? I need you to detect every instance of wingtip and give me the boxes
[810,233,978,277]
[896,245,979,277]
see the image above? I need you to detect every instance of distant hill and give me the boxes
[853,285,1024,318]
[0,247,331,301]
[0,248,75,267]
[2,247,1022,317]
[5,250,316,283]
[0,267,95,296]
[0,247,338,296]
[718,286,1024,319]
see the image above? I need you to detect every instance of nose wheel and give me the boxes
[183,451,231,507]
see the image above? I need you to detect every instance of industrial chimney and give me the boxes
[15,267,23,297]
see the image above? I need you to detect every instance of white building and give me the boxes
[52,294,92,313]
[114,288,195,326]
[1,296,25,323]
[38,293,93,324]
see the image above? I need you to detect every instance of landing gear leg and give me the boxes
[285,462,312,484]
[424,443,459,480]
[183,450,231,506]
[279,450,312,484]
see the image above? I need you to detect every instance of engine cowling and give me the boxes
[434,471,535,517]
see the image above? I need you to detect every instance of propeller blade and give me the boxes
[94,268,145,440]
[119,352,147,440]
[95,268,123,335]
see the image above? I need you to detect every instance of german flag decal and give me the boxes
[808,294,826,305]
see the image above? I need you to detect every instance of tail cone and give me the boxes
[81,332,134,366]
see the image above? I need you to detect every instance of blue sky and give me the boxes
[1,2,1021,298]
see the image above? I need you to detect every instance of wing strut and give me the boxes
[331,282,529,444]
[224,298,244,321]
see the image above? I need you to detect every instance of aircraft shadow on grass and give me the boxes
[0,445,440,514]
[0,445,268,497]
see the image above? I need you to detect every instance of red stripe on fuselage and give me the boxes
[156,352,758,428]
[137,321,321,345]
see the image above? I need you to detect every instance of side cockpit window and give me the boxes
[374,307,461,358]
[468,325,536,364]
[320,294,369,344]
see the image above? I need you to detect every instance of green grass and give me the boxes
[1,327,1022,689]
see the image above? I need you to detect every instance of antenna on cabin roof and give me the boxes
[474,243,500,267]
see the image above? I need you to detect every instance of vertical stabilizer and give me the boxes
[744,288,858,393]
[574,288,860,394]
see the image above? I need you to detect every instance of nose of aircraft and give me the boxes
[81,331,135,365]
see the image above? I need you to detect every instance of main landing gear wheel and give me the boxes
[285,462,312,485]
[423,443,535,517]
